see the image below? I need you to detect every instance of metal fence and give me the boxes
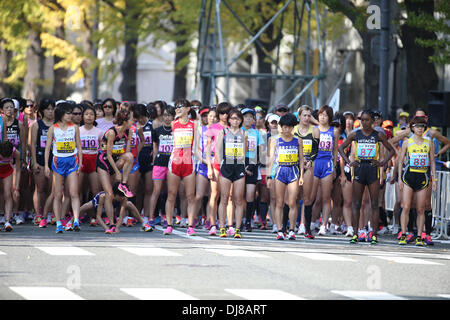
[385,171,450,240]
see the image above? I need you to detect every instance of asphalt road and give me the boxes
[1,222,449,301]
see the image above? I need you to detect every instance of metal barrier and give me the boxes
[384,170,449,240]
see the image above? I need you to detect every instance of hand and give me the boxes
[44,166,50,178]
[245,168,253,176]
[399,180,404,191]
[267,178,272,189]
[298,177,304,186]
[432,180,437,192]
[33,164,40,174]
[349,161,359,168]
[13,189,19,202]
[77,163,82,174]
[207,168,215,181]
[115,172,122,182]
[304,160,311,169]
[340,175,347,188]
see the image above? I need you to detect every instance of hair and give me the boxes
[114,109,130,126]
[0,98,14,109]
[415,107,427,116]
[146,103,157,120]
[174,98,191,109]
[12,97,26,112]
[191,100,202,107]
[332,112,346,134]
[0,140,14,158]
[133,104,149,119]
[361,109,375,120]
[297,105,312,118]
[317,105,334,125]
[102,98,117,115]
[410,116,428,133]
[81,105,97,127]
[80,100,94,107]
[216,102,232,115]
[54,102,74,123]
[279,113,298,127]
[227,108,244,126]
[72,104,83,113]
[163,105,176,118]
[153,100,168,111]
[189,108,197,120]
[37,98,55,118]
[235,104,246,111]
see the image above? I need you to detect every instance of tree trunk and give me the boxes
[23,30,45,101]
[119,35,138,101]
[360,33,380,109]
[172,38,188,101]
[52,25,68,100]
[0,42,11,97]
[400,0,439,109]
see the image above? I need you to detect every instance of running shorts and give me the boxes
[52,155,79,178]
[220,163,245,183]
[314,158,334,179]
[402,169,429,192]
[275,165,299,185]
[353,161,379,186]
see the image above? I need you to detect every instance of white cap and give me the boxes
[267,114,280,123]
[12,99,19,110]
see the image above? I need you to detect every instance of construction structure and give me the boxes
[195,0,327,112]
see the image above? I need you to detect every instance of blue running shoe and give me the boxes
[56,224,64,234]
[154,216,161,225]
[73,221,80,232]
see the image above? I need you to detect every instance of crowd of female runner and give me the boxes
[0,96,448,246]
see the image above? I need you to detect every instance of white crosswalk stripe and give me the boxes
[331,290,406,300]
[117,246,182,256]
[35,246,95,256]
[289,252,355,262]
[225,289,304,300]
[121,288,198,300]
[10,287,84,300]
[0,250,6,255]
[371,255,443,265]
[204,248,269,258]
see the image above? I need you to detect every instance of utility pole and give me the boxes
[378,0,389,116]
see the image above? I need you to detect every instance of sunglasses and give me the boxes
[103,105,113,109]
[230,117,240,120]
[65,112,72,115]
[175,104,185,109]
[72,112,82,116]
[412,124,427,128]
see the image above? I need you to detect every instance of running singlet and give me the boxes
[243,127,263,164]
[406,137,430,173]
[141,120,154,151]
[52,123,77,157]
[36,120,51,165]
[296,126,315,161]
[222,128,245,165]
[130,123,140,159]
[80,126,102,155]
[0,116,3,142]
[153,125,173,167]
[276,136,299,166]
[172,119,195,162]
[354,129,380,161]
[0,146,15,167]
[6,119,20,149]
[100,126,128,158]
[200,125,212,161]
[316,126,334,160]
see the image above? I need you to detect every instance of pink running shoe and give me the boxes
[163,226,173,235]
[118,183,133,198]
[208,225,217,236]
[105,226,116,234]
[187,226,197,236]
[39,218,48,228]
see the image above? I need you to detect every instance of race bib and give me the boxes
[81,135,99,151]
[56,141,75,153]
[112,141,126,155]
[356,142,377,159]
[410,152,429,168]
[278,148,298,164]
[40,135,48,149]
[143,131,152,147]
[174,129,193,148]
[159,136,173,154]
[302,139,312,155]
[247,135,257,154]
[319,133,333,151]
[225,142,244,158]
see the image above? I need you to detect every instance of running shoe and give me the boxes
[55,224,64,233]
[357,232,366,242]
[162,219,168,228]
[180,218,187,228]
[73,220,80,232]
[51,215,57,224]
[370,235,378,245]
[297,224,305,235]
[149,219,155,229]
[244,223,252,232]
[272,224,278,234]
[142,223,154,232]
[118,183,133,198]
[105,226,116,234]
[415,237,425,247]
[398,234,407,245]
[154,215,161,225]
[208,225,217,236]
[90,218,98,227]
[39,218,48,228]
[163,225,173,235]
[345,226,354,237]
[276,231,284,240]
[226,226,235,236]
[175,215,182,225]
[424,234,434,246]
[396,231,403,240]
[204,220,211,230]
[126,218,134,227]
[406,234,415,244]
[219,227,227,238]
[304,231,315,239]
[288,230,296,240]
[34,215,43,226]
[4,222,13,232]
[187,226,197,236]
[65,221,73,231]
[259,222,268,230]
[234,228,242,239]
[15,213,25,225]
[349,235,358,244]
[378,226,388,235]
[318,225,327,236]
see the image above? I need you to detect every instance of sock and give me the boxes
[304,204,313,233]
[408,209,416,233]
[259,202,268,222]
[245,201,255,225]
[379,207,387,227]
[282,204,289,232]
[425,210,433,235]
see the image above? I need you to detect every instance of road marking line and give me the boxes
[225,289,304,300]
[155,226,209,241]
[35,246,95,256]
[331,290,406,300]
[437,294,450,299]
[0,250,5,255]
[118,247,182,256]
[9,287,84,300]
[121,288,198,300]
[204,248,269,258]
[289,252,355,261]
[372,255,443,265]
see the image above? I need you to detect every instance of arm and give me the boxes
[2,116,6,142]
[266,137,276,189]
[431,128,450,157]
[429,140,437,192]
[298,138,304,186]
[44,126,54,178]
[95,195,109,231]
[377,132,396,167]
[137,127,145,155]
[195,126,204,163]
[19,122,26,163]
[29,122,39,172]
[12,149,21,202]
[75,125,83,173]
[215,131,224,167]
[105,130,121,178]
[397,139,408,191]
[338,131,356,166]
